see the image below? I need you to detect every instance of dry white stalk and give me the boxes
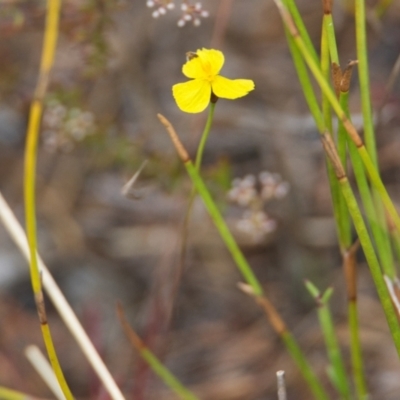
[0,192,125,400]
[121,159,148,197]
[277,370,287,400]
[25,345,66,400]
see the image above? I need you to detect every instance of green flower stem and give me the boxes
[179,104,216,282]
[338,176,400,357]
[273,0,400,236]
[24,0,73,398]
[185,158,263,295]
[195,103,216,171]
[305,282,350,399]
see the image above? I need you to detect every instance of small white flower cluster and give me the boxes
[42,99,96,152]
[237,210,277,242]
[228,172,289,242]
[146,0,209,27]
[228,175,257,207]
[177,2,209,27]
[146,0,175,19]
[259,171,290,201]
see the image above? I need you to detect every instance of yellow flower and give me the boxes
[172,48,255,113]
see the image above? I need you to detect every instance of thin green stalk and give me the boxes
[348,300,369,399]
[355,0,394,278]
[338,92,369,399]
[355,0,376,165]
[185,158,263,295]
[341,92,395,278]
[322,3,339,65]
[195,103,216,171]
[336,90,352,250]
[321,0,352,250]
[179,104,216,289]
[284,0,319,65]
[305,282,350,399]
[321,19,351,252]
[285,30,324,130]
[24,0,73,398]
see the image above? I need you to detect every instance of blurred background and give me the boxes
[1,0,400,398]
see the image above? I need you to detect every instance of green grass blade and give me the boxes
[305,282,350,399]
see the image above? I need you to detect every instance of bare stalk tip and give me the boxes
[157,113,190,163]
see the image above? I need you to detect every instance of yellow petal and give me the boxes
[172,79,211,113]
[196,48,224,76]
[182,57,208,79]
[211,76,255,100]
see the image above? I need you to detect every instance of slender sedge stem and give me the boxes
[339,177,400,357]
[284,0,319,65]
[349,301,369,399]
[355,0,376,164]
[24,0,73,398]
[341,93,395,278]
[274,0,400,236]
[355,0,395,278]
[321,21,350,252]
